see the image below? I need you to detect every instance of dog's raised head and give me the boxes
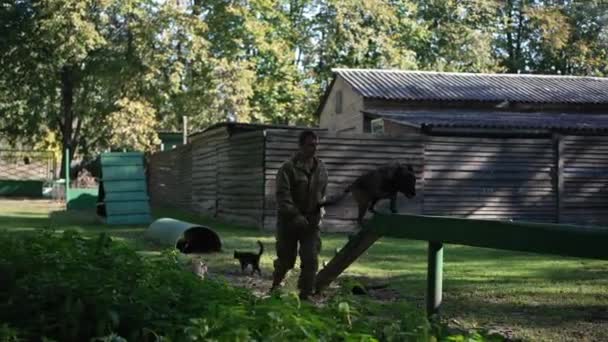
[396,164,416,199]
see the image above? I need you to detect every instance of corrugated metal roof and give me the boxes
[190,121,325,138]
[364,110,608,132]
[336,69,608,104]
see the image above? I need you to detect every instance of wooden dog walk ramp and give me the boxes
[314,227,381,293]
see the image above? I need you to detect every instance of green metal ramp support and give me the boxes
[315,213,608,317]
[146,218,222,253]
[97,152,151,225]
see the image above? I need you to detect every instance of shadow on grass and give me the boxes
[344,269,608,342]
[0,215,50,230]
[2,201,608,341]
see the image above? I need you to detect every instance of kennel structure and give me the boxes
[148,120,608,231]
[149,123,423,231]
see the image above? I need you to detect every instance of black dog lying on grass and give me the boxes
[319,163,417,224]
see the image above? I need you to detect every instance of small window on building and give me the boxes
[371,118,384,135]
[335,91,343,114]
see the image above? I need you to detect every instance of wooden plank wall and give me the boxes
[150,128,608,231]
[151,127,264,227]
[148,144,192,208]
[264,130,425,232]
[190,128,225,216]
[148,149,178,206]
[175,144,192,210]
[423,136,556,222]
[216,130,265,227]
[561,135,608,225]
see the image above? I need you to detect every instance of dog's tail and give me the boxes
[257,240,264,256]
[318,185,352,209]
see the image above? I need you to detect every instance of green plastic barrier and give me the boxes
[67,188,98,210]
[0,180,43,197]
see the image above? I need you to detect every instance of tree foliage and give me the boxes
[1,0,607,163]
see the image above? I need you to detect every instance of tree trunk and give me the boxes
[59,65,77,180]
[503,0,526,73]
[514,0,525,72]
[192,0,201,16]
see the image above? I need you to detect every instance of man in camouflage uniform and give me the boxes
[271,130,328,300]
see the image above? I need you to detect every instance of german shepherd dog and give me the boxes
[319,163,416,224]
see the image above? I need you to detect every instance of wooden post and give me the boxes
[315,228,381,293]
[64,148,70,206]
[183,116,188,145]
[427,241,443,317]
[553,133,564,223]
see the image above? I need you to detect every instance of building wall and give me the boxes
[423,136,556,222]
[149,125,608,231]
[560,135,608,225]
[190,128,225,217]
[215,131,265,227]
[377,119,422,136]
[148,144,192,209]
[319,76,364,133]
[263,129,425,232]
[189,128,265,227]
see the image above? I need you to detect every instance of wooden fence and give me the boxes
[561,135,608,225]
[148,125,608,231]
[148,144,192,209]
[167,127,265,227]
[423,136,555,222]
[263,130,424,231]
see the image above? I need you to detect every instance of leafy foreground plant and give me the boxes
[0,229,503,341]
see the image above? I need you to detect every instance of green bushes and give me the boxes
[0,229,497,341]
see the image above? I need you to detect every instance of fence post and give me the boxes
[553,134,564,223]
[65,148,70,205]
[427,241,443,317]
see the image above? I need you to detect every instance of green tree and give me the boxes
[414,0,501,72]
[0,0,222,175]
[3,0,608,157]
[494,0,608,76]
[495,0,531,73]
[529,1,608,75]
[0,0,112,176]
[310,0,418,106]
[106,98,160,151]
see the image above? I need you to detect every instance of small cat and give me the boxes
[190,257,208,280]
[233,240,264,275]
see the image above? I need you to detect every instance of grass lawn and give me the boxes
[1,198,607,341]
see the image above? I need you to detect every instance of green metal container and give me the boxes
[97,152,151,225]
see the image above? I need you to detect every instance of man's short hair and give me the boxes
[298,130,318,146]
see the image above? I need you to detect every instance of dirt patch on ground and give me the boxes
[213,270,274,298]
[208,269,414,307]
